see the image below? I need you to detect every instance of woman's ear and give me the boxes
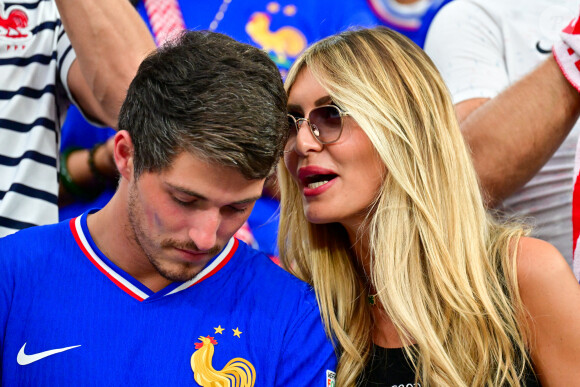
[113,130,135,181]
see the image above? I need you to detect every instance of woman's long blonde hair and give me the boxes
[278,27,531,386]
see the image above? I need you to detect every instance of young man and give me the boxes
[0,31,336,386]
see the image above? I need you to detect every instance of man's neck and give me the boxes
[87,193,172,292]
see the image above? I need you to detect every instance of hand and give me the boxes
[93,136,117,180]
[58,136,118,206]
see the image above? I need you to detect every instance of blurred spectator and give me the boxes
[367,0,452,47]
[425,0,580,268]
[0,0,154,237]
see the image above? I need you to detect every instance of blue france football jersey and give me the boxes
[0,212,336,386]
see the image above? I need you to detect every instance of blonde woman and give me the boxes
[278,27,580,386]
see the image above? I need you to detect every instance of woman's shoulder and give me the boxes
[515,236,577,306]
[515,236,574,290]
[515,237,580,385]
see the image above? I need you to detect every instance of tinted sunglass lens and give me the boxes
[310,106,342,142]
[312,125,320,137]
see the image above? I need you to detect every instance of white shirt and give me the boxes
[425,0,580,266]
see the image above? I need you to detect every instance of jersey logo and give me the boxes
[0,4,32,51]
[17,342,81,365]
[326,369,336,386]
[536,40,552,54]
[190,335,256,386]
[0,5,29,39]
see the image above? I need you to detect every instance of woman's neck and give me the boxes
[346,221,415,349]
[371,309,407,348]
[345,223,372,276]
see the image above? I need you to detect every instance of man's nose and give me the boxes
[188,210,220,251]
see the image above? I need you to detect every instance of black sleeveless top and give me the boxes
[358,345,542,386]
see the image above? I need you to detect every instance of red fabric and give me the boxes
[572,172,580,253]
[233,221,258,250]
[554,9,580,92]
[143,0,185,46]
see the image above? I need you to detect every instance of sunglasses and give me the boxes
[287,104,350,145]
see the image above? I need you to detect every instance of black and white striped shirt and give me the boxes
[0,0,77,237]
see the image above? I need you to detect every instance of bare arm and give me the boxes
[457,57,580,207]
[517,237,580,385]
[56,0,156,128]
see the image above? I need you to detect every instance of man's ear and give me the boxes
[113,130,135,181]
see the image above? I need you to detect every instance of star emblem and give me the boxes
[232,327,242,338]
[214,325,224,334]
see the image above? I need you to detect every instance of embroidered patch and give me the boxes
[0,5,31,41]
[191,335,255,387]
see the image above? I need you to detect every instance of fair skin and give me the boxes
[55,0,155,197]
[517,237,580,385]
[285,67,580,384]
[284,68,397,347]
[455,56,580,206]
[56,0,156,127]
[284,68,385,234]
[88,131,264,292]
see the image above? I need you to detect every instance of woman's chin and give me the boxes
[304,209,338,225]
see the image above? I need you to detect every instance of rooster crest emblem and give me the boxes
[0,6,29,39]
[245,11,306,67]
[191,336,256,387]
